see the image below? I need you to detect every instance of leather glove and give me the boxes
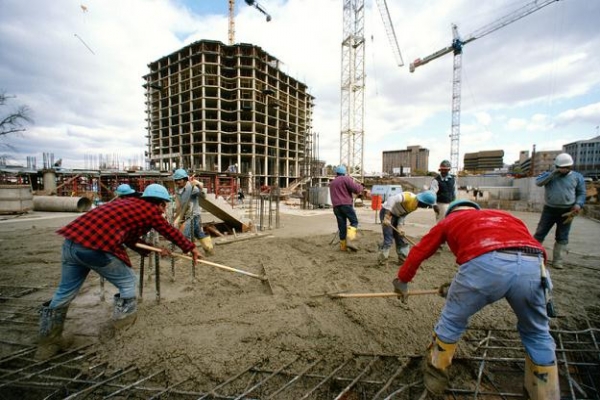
[392,278,408,303]
[438,282,451,298]
[562,210,577,224]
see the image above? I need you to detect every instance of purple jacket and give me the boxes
[329,175,363,207]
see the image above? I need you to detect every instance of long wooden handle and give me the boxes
[390,225,417,246]
[135,243,267,281]
[330,289,439,299]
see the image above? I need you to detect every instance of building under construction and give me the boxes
[144,40,317,192]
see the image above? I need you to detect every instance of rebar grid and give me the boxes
[0,286,598,399]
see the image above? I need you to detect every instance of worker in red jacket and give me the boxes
[36,184,201,361]
[392,200,559,400]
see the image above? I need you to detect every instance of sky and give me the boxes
[1,0,599,174]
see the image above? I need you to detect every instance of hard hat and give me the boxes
[446,199,481,216]
[172,168,188,180]
[554,153,573,168]
[416,191,436,206]
[335,165,347,175]
[141,184,171,202]
[115,184,135,196]
[439,160,452,170]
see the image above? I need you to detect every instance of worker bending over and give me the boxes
[378,191,436,265]
[392,200,559,399]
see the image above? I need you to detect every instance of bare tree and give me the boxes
[1,91,33,137]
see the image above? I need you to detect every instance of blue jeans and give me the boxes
[333,205,358,240]
[183,215,207,240]
[534,205,572,245]
[50,240,137,309]
[435,251,556,366]
[379,208,408,250]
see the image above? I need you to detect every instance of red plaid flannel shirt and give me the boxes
[57,197,195,267]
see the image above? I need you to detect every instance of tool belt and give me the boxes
[497,247,543,257]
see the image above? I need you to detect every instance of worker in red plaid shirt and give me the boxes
[35,184,201,360]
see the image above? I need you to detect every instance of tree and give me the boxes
[1,91,33,137]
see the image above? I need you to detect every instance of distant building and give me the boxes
[382,145,429,175]
[531,150,561,175]
[564,135,600,178]
[463,150,504,173]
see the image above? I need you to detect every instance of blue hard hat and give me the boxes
[141,184,171,202]
[335,165,347,175]
[115,184,135,196]
[172,168,188,180]
[416,191,436,207]
[446,199,481,216]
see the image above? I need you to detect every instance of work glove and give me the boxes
[383,213,392,226]
[392,278,408,303]
[438,282,451,298]
[562,208,579,224]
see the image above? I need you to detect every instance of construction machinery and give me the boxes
[340,0,404,178]
[228,0,272,46]
[410,0,561,175]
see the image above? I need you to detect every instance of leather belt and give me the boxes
[496,247,542,257]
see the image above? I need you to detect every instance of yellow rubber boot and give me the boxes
[200,236,214,256]
[524,356,560,400]
[340,240,347,251]
[346,226,358,251]
[423,334,457,395]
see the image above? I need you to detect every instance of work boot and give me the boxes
[100,294,138,341]
[396,244,410,263]
[340,240,347,252]
[423,333,457,395]
[199,236,214,256]
[523,356,560,400]
[378,246,390,265]
[346,226,359,251]
[552,242,566,269]
[35,301,71,361]
[112,294,137,329]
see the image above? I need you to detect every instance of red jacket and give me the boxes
[57,197,195,267]
[397,209,547,283]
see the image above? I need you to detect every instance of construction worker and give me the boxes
[429,160,458,222]
[114,183,140,198]
[36,184,201,360]
[329,165,364,251]
[533,153,586,269]
[173,169,214,256]
[378,191,436,265]
[392,200,559,399]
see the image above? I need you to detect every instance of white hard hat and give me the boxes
[554,153,573,168]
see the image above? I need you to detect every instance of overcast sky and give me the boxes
[1,0,599,173]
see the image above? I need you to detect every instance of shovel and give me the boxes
[136,243,274,293]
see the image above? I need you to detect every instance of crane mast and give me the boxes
[410,0,561,175]
[340,0,403,177]
[228,0,272,46]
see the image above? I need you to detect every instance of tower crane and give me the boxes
[410,0,561,175]
[228,0,272,46]
[340,0,404,178]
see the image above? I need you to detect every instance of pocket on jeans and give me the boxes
[528,280,546,307]
[76,247,112,267]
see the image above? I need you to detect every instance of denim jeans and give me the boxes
[333,205,358,240]
[183,215,207,240]
[435,251,556,366]
[50,240,137,309]
[379,208,408,250]
[534,205,572,245]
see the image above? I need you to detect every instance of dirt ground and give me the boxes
[0,203,599,397]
